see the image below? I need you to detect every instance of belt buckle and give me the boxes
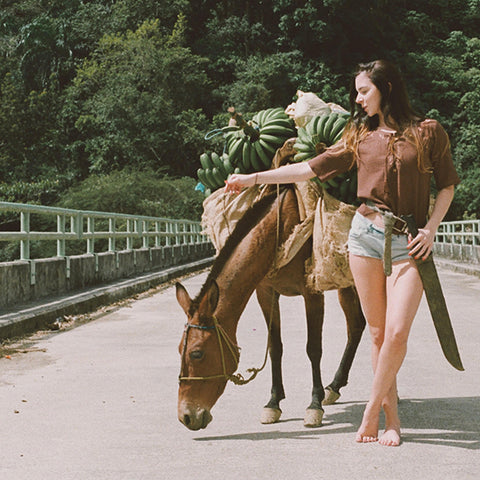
[393,216,408,235]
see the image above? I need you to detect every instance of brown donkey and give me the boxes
[175,186,365,431]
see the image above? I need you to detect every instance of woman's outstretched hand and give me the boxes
[224,173,256,194]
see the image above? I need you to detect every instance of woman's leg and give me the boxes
[377,259,423,445]
[348,253,387,442]
[361,258,424,446]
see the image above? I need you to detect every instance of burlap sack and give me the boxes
[305,189,357,291]
[201,184,262,252]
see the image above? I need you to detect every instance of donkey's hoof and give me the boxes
[304,408,324,428]
[322,386,341,406]
[260,407,282,424]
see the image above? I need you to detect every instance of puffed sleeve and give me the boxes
[307,143,354,183]
[427,120,460,189]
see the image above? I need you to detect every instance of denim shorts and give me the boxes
[348,211,410,262]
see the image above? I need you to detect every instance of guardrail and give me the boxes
[0,201,209,261]
[434,219,480,265]
[0,201,214,312]
[435,219,480,246]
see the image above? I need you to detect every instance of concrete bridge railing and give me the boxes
[0,201,214,312]
[434,219,480,264]
[1,201,478,313]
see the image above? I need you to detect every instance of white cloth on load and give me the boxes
[284,90,349,128]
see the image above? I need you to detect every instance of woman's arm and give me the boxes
[224,161,316,194]
[408,185,455,260]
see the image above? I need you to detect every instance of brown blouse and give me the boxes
[308,119,460,228]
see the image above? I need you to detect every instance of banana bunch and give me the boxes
[293,111,349,162]
[197,151,244,193]
[224,107,296,173]
[292,111,359,205]
[318,170,359,206]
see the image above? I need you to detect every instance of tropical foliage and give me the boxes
[0,0,479,219]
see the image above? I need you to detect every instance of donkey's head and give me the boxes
[175,279,239,430]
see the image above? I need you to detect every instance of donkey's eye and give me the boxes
[190,350,204,360]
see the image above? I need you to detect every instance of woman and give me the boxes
[224,60,460,446]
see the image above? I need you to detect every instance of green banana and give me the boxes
[254,140,272,168]
[204,168,218,189]
[296,126,311,144]
[211,152,227,176]
[200,152,212,170]
[228,137,245,164]
[249,144,262,171]
[212,166,226,187]
[260,124,295,136]
[197,168,212,189]
[293,151,314,162]
[259,138,277,156]
[262,117,294,129]
[259,133,285,146]
[242,141,251,171]
[293,141,313,153]
[323,112,339,140]
[223,155,234,174]
[263,107,285,122]
[330,116,348,140]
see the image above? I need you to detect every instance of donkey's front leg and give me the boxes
[323,286,366,405]
[255,285,284,424]
[303,291,326,427]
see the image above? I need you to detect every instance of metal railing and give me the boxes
[1,201,477,260]
[435,219,480,246]
[0,201,209,262]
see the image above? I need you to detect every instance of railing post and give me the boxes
[20,211,30,261]
[142,220,148,249]
[154,221,161,247]
[87,217,95,254]
[165,222,171,247]
[126,219,133,250]
[57,214,66,257]
[109,218,116,252]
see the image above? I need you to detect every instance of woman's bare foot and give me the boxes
[355,404,379,443]
[379,424,401,446]
[380,398,401,446]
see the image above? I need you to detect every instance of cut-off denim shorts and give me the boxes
[348,211,410,263]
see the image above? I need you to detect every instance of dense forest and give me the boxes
[0,0,479,222]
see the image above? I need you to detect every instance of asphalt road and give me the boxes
[0,267,479,480]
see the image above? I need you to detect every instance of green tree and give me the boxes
[62,17,211,177]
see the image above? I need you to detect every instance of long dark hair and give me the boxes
[342,60,431,173]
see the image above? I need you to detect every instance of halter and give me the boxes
[178,185,285,386]
[178,316,241,383]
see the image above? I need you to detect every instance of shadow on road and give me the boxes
[195,396,479,450]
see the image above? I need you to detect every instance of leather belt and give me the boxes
[364,202,410,276]
[391,216,409,235]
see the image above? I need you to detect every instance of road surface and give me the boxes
[0,267,479,479]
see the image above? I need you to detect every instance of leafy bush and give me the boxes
[56,170,205,221]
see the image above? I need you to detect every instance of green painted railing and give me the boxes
[2,200,477,262]
[435,219,480,246]
[0,201,209,262]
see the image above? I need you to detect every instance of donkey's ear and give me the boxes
[198,279,219,318]
[175,282,192,315]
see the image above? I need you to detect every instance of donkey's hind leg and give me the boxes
[323,286,366,405]
[303,290,326,427]
[255,284,284,424]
